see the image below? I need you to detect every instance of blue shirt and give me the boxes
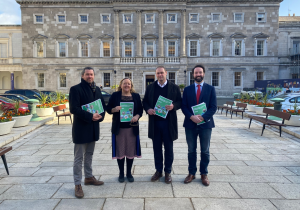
[194,82,204,96]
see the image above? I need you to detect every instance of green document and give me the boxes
[82,99,104,114]
[120,102,134,122]
[191,102,207,125]
[154,96,173,119]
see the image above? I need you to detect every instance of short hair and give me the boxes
[156,66,166,72]
[81,67,95,76]
[192,64,206,74]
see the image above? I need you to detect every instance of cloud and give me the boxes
[0,0,21,24]
[0,13,21,25]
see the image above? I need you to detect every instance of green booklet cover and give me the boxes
[120,102,134,122]
[82,99,104,114]
[154,95,173,119]
[191,102,207,125]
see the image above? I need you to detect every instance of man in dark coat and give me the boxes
[69,67,106,198]
[143,66,182,184]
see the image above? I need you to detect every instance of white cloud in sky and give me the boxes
[0,0,21,25]
[0,13,21,25]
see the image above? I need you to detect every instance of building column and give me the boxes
[10,72,14,90]
[136,10,142,57]
[9,33,13,64]
[181,9,186,57]
[159,10,164,57]
[114,10,120,57]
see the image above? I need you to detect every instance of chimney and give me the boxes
[293,13,295,16]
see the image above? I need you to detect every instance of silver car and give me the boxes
[274,93,300,110]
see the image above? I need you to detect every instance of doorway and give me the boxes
[146,75,155,88]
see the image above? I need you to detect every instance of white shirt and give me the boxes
[195,81,204,96]
[157,80,168,88]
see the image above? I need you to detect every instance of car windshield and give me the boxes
[0,96,16,103]
[18,95,30,100]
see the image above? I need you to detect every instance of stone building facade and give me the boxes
[17,0,283,95]
[0,25,23,93]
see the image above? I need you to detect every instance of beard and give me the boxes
[195,76,203,83]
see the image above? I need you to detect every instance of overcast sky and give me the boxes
[0,0,299,25]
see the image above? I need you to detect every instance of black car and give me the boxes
[5,89,42,100]
[101,91,111,105]
[0,94,30,103]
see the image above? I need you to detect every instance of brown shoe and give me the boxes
[84,176,104,186]
[165,173,172,184]
[201,174,210,186]
[75,184,84,198]
[184,174,195,184]
[151,171,162,182]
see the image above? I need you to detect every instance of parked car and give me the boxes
[101,91,111,105]
[0,94,30,103]
[0,96,29,112]
[41,91,56,96]
[241,88,263,99]
[274,93,300,110]
[5,89,42,100]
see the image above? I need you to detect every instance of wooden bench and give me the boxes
[248,108,291,137]
[0,146,12,175]
[53,104,72,125]
[230,103,247,119]
[217,101,234,116]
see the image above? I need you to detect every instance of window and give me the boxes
[145,14,155,23]
[212,13,221,22]
[257,13,266,22]
[103,73,111,87]
[189,13,199,23]
[79,14,88,24]
[33,14,44,24]
[189,72,194,85]
[58,42,66,57]
[125,72,132,80]
[125,42,132,57]
[81,41,89,57]
[257,40,264,56]
[235,40,242,56]
[101,14,111,23]
[289,97,300,103]
[37,42,44,58]
[212,72,219,87]
[37,73,44,88]
[234,13,244,22]
[168,72,176,84]
[146,41,154,57]
[292,41,300,55]
[257,72,264,81]
[212,41,220,56]
[0,43,7,58]
[292,74,299,79]
[189,41,198,57]
[57,15,66,23]
[234,72,241,87]
[168,41,176,57]
[103,42,110,57]
[123,14,133,23]
[59,73,67,88]
[167,14,177,23]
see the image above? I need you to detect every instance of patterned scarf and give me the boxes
[90,81,96,92]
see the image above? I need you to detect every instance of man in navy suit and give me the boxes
[181,64,217,186]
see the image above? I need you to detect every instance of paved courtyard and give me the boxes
[0,111,300,210]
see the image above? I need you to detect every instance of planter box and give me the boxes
[0,120,16,136]
[65,102,69,109]
[36,107,53,117]
[12,115,32,128]
[247,104,257,112]
[255,106,274,115]
[285,115,300,126]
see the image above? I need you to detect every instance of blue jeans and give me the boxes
[185,127,212,175]
[152,120,173,174]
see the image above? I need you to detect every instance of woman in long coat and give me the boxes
[106,78,143,182]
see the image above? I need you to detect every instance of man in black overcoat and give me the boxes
[143,66,182,184]
[69,67,106,198]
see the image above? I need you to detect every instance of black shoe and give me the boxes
[127,174,134,182]
[118,174,125,183]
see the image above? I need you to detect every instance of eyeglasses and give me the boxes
[130,121,139,127]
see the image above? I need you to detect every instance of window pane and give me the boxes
[190,72,194,85]
[257,40,264,56]
[124,14,132,22]
[168,14,176,22]
[38,73,44,88]
[258,13,265,21]
[235,14,242,21]
[125,73,132,80]
[146,41,154,57]
[213,41,219,56]
[168,41,175,57]
[234,72,241,86]
[104,73,110,87]
[60,73,67,87]
[103,42,110,57]
[58,15,65,22]
[213,14,220,21]
[102,15,110,22]
[212,72,219,87]
[168,72,176,84]
[37,42,44,57]
[292,41,300,54]
[257,72,264,81]
[81,41,88,57]
[80,15,87,22]
[36,15,43,22]
[125,42,132,57]
[190,14,198,22]
[292,74,299,79]
[190,41,197,56]
[146,14,154,22]
[0,43,7,58]
[235,40,242,56]
[59,42,66,57]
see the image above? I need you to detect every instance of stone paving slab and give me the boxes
[284,176,300,184]
[270,199,300,210]
[123,182,173,198]
[208,175,291,183]
[0,199,60,210]
[269,183,300,199]
[103,198,144,210]
[0,176,51,185]
[145,198,194,210]
[55,199,105,210]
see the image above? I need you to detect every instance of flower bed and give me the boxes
[36,103,54,117]
[283,109,300,126]
[2,110,32,128]
[0,115,15,136]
